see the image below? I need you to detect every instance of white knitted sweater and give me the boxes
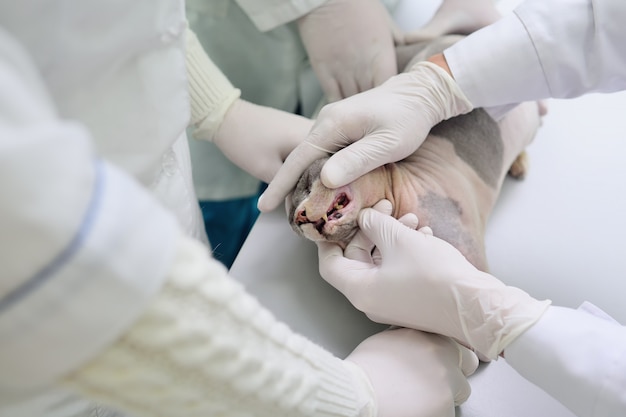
[63,236,375,417]
[185,28,241,142]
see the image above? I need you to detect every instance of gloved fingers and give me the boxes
[343,231,375,263]
[458,344,480,377]
[441,338,476,406]
[402,27,443,45]
[344,200,392,262]
[361,209,426,265]
[316,240,343,264]
[453,348,476,406]
[371,199,393,214]
[370,48,398,90]
[220,148,282,185]
[388,14,407,46]
[371,246,382,265]
[321,135,410,188]
[372,64,396,93]
[259,102,366,211]
[386,211,419,262]
[403,0,501,45]
[257,141,329,212]
[212,100,313,185]
[317,240,374,296]
[317,69,343,104]
[336,73,361,101]
[238,151,285,185]
[350,328,471,417]
[474,350,492,363]
[453,374,473,407]
[357,207,419,255]
[419,225,434,236]
[397,212,419,230]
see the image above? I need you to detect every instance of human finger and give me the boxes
[321,134,411,188]
[317,240,373,295]
[258,141,329,212]
[397,212,419,230]
[336,72,361,100]
[344,200,393,261]
[419,225,434,235]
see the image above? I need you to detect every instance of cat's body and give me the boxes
[287,36,542,271]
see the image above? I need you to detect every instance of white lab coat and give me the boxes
[445,0,626,113]
[444,1,626,415]
[0,0,204,415]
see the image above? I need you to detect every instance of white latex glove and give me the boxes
[401,0,501,43]
[204,99,314,184]
[318,207,552,360]
[297,0,400,103]
[346,327,478,417]
[257,61,473,212]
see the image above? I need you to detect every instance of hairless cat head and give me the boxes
[286,157,387,248]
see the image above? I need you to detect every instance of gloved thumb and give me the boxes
[321,135,414,188]
[317,240,370,296]
[459,345,479,377]
[344,199,393,262]
[357,207,414,253]
[451,341,478,406]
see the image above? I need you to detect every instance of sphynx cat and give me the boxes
[287,35,543,272]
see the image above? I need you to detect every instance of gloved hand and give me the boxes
[202,99,313,184]
[297,0,400,103]
[401,0,501,43]
[318,206,552,360]
[257,61,473,212]
[185,27,313,183]
[346,327,478,417]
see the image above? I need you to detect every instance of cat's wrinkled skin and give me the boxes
[286,36,542,271]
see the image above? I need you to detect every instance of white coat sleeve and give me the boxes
[0,27,180,397]
[234,0,327,32]
[444,0,626,110]
[505,305,626,417]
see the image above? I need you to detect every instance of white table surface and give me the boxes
[231,2,626,415]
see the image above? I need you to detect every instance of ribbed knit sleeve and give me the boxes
[185,28,241,141]
[62,236,376,417]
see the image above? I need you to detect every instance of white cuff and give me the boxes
[444,13,548,109]
[506,305,626,417]
[185,28,240,140]
[0,160,179,394]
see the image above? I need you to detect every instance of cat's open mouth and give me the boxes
[296,192,351,235]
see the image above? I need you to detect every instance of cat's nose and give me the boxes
[296,208,328,225]
[295,209,308,225]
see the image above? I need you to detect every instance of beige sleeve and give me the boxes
[62,235,376,417]
[186,28,241,142]
[235,0,327,31]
